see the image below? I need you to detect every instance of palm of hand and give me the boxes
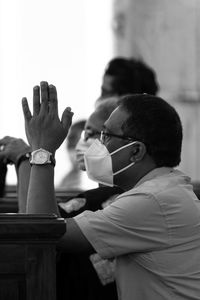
[25,113,67,153]
[22,82,73,153]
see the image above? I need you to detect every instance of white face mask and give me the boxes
[84,139,136,187]
[75,137,96,170]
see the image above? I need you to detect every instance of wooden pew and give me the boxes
[0,186,81,213]
[0,214,66,300]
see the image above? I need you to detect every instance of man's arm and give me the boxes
[26,164,59,214]
[27,163,94,253]
[58,218,94,254]
[22,81,72,214]
[18,160,30,212]
[22,81,95,253]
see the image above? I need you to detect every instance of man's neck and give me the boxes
[118,162,157,192]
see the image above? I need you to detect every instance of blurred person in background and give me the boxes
[57,96,123,300]
[96,57,159,106]
[59,96,123,215]
[59,119,94,191]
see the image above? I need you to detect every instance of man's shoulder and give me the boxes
[117,169,194,202]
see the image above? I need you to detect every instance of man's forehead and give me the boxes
[104,106,128,133]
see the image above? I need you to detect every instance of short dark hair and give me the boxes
[119,94,182,167]
[102,57,159,96]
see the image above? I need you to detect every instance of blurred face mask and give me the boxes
[75,137,96,170]
[84,139,136,187]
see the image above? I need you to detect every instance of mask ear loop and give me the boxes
[110,141,137,155]
[113,161,135,176]
[111,141,138,176]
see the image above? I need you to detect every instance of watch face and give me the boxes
[34,150,49,163]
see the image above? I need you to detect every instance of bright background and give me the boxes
[0,0,113,186]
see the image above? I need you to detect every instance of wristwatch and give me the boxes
[30,148,55,166]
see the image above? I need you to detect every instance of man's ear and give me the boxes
[130,142,146,162]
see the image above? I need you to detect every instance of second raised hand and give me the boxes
[22,81,74,153]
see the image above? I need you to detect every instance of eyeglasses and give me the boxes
[83,129,101,141]
[100,130,135,144]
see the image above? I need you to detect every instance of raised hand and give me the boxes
[22,81,73,154]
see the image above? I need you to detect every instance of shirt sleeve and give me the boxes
[74,192,169,259]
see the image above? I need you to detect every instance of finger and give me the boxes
[40,81,49,102]
[61,107,74,133]
[33,85,40,115]
[48,84,58,115]
[40,81,49,115]
[22,98,32,121]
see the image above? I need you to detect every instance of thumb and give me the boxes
[61,107,74,134]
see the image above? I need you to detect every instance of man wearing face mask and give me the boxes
[58,119,97,192]
[59,97,123,216]
[56,97,123,300]
[23,82,200,300]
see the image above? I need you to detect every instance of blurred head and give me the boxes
[99,57,159,100]
[76,96,120,170]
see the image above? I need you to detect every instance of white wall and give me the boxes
[113,0,200,181]
[0,0,113,186]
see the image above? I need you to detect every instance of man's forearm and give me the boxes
[26,164,60,215]
[21,82,73,216]
[17,160,31,213]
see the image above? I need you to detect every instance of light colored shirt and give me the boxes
[74,167,200,300]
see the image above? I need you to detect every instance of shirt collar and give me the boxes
[134,167,174,189]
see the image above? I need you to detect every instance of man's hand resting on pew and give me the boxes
[59,197,86,213]
[0,136,30,168]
